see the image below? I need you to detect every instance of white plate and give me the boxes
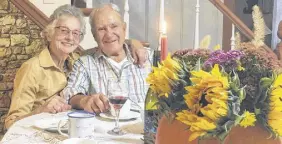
[33,117,68,133]
[99,111,140,120]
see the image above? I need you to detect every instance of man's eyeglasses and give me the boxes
[55,26,83,40]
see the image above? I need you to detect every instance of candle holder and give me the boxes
[153,50,161,66]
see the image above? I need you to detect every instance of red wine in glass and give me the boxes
[109,96,128,110]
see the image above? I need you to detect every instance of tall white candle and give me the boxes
[159,0,164,33]
[194,0,200,49]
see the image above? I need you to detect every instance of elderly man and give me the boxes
[63,4,152,113]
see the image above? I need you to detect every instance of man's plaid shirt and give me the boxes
[63,44,153,107]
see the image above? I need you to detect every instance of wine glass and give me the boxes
[107,78,129,135]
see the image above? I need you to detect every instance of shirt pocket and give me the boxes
[38,77,65,99]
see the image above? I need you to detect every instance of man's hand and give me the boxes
[130,39,148,67]
[80,93,110,113]
[35,96,71,114]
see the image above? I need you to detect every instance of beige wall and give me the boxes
[92,0,223,51]
[29,0,71,17]
[29,0,97,50]
[32,0,224,50]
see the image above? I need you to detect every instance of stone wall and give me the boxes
[0,0,45,133]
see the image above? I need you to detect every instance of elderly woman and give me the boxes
[64,4,152,114]
[5,4,146,129]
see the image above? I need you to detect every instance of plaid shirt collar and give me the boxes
[94,43,134,63]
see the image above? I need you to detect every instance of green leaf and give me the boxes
[238,87,246,103]
[258,89,269,104]
[260,77,272,89]
[254,107,261,115]
[232,71,240,87]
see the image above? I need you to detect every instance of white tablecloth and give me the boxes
[0,111,144,144]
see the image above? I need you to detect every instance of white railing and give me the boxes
[231,24,236,49]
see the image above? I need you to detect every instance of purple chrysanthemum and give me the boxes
[204,50,244,69]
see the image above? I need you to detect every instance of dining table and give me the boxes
[0,110,144,144]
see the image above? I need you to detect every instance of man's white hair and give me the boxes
[89,3,121,30]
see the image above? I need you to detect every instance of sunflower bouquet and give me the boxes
[146,5,282,143]
[147,50,257,142]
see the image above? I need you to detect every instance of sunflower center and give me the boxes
[197,91,210,117]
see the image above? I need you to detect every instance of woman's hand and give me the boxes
[36,96,71,114]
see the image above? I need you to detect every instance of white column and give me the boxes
[194,0,200,49]
[124,0,130,39]
[272,0,282,49]
[230,24,235,49]
[85,0,92,8]
[79,0,97,49]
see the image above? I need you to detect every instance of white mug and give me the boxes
[57,111,96,138]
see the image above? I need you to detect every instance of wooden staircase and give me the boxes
[209,0,277,58]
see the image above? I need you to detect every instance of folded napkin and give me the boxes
[120,122,144,134]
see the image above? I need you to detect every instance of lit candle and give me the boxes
[161,21,168,61]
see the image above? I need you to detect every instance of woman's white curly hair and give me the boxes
[41,4,86,43]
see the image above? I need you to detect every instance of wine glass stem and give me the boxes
[114,108,120,129]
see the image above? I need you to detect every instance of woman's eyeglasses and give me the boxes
[55,26,83,40]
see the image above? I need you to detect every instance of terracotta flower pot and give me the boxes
[156,116,282,144]
[155,116,219,144]
[223,124,282,144]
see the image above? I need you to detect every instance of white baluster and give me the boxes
[124,0,129,39]
[194,0,200,49]
[230,24,235,49]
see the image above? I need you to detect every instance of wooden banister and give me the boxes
[81,8,94,16]
[10,0,49,30]
[10,0,93,29]
[209,0,275,56]
[209,0,254,40]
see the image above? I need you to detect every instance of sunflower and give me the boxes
[146,54,181,97]
[267,73,282,136]
[239,111,256,128]
[176,64,230,141]
[176,110,217,141]
[161,53,181,73]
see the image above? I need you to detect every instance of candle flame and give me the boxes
[162,21,167,34]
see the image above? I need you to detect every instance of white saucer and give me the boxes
[34,117,68,133]
[99,111,140,120]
